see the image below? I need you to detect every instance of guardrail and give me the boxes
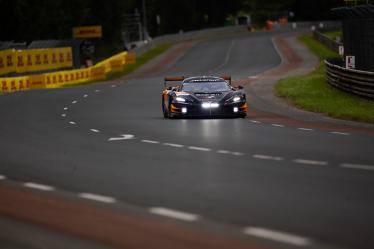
[313,30,342,53]
[325,59,374,99]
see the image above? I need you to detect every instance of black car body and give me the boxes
[162,76,248,118]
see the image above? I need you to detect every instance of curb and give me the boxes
[243,35,374,133]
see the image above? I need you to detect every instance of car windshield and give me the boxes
[181,81,230,93]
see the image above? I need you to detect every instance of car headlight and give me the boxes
[233,96,241,102]
[230,95,245,103]
[175,97,186,102]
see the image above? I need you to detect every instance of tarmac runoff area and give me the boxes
[0,29,374,249]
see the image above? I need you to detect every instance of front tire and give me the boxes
[162,99,169,118]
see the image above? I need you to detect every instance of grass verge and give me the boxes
[276,34,374,123]
[106,43,172,81]
[323,30,342,40]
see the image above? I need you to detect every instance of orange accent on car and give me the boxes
[171,104,180,113]
[240,103,248,112]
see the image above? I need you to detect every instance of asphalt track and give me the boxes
[1,30,374,249]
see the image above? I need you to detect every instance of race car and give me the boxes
[162,76,248,118]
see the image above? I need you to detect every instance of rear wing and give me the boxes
[164,76,185,87]
[164,76,232,87]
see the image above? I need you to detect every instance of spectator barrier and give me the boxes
[0,51,136,93]
[0,47,73,76]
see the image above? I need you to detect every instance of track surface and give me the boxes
[1,31,374,249]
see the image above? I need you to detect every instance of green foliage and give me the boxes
[146,0,243,36]
[241,0,341,23]
[0,0,136,42]
[1,0,343,42]
[276,35,374,123]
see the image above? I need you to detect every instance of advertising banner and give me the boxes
[73,26,102,39]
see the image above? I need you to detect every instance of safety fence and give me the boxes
[0,51,136,93]
[0,47,73,75]
[325,59,374,99]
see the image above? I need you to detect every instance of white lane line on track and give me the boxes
[188,146,211,152]
[0,175,6,180]
[149,207,199,222]
[253,154,283,161]
[90,129,100,133]
[141,140,160,144]
[83,94,88,98]
[95,89,100,93]
[340,163,374,171]
[293,159,328,166]
[222,40,235,68]
[79,193,116,203]
[330,131,350,136]
[111,85,117,88]
[209,40,235,73]
[63,107,68,110]
[232,152,245,156]
[272,124,284,128]
[24,182,55,191]
[243,227,311,246]
[72,100,77,104]
[61,114,66,117]
[163,143,184,148]
[250,120,261,123]
[69,121,76,125]
[108,134,135,141]
[298,128,314,131]
[330,131,351,136]
[217,150,244,156]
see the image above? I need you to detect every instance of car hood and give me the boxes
[176,91,234,102]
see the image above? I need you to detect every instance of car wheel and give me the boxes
[162,99,169,118]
